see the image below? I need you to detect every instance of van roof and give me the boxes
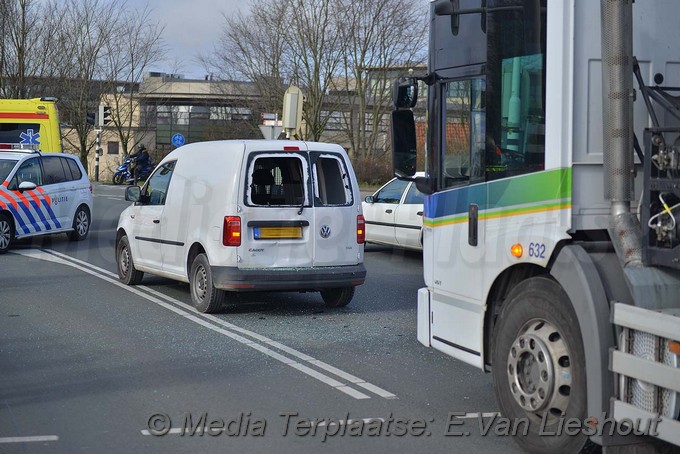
[162,140,348,164]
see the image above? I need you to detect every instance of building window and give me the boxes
[108,141,119,155]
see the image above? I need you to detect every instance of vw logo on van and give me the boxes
[320,225,332,239]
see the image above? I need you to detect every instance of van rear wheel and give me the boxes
[190,253,225,313]
[321,286,355,308]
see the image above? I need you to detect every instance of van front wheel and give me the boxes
[190,253,225,313]
[321,286,355,308]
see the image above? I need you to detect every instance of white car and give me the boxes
[362,174,424,251]
[0,150,93,253]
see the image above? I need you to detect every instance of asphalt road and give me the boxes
[0,184,521,453]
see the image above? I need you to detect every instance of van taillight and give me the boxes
[357,215,366,244]
[223,216,241,246]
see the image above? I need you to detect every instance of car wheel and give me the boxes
[491,276,587,454]
[112,173,124,185]
[0,213,14,254]
[190,253,224,313]
[116,235,143,285]
[320,286,355,308]
[67,205,90,241]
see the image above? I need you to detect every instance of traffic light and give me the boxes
[98,105,112,127]
[86,111,96,126]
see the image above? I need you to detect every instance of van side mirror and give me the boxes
[391,109,417,178]
[125,185,141,202]
[393,77,418,109]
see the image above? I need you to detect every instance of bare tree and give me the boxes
[286,0,343,141]
[101,5,165,157]
[336,0,427,178]
[0,0,57,98]
[202,0,293,137]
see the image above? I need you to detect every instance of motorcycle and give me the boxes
[112,156,154,185]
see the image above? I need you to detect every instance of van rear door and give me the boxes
[310,151,359,266]
[238,149,315,269]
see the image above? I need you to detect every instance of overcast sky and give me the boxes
[141,0,248,79]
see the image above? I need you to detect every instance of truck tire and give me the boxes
[491,276,587,454]
[0,213,14,254]
[190,253,224,313]
[321,286,355,307]
[116,235,144,285]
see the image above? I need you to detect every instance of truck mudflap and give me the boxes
[210,264,366,292]
[610,302,680,447]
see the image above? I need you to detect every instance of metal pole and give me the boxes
[95,128,101,182]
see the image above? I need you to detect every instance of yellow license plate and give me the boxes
[254,226,302,239]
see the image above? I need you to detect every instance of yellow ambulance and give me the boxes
[0,98,62,152]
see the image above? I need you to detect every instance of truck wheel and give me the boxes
[190,253,224,313]
[491,276,587,454]
[67,205,90,241]
[116,235,144,285]
[0,214,14,254]
[321,286,355,308]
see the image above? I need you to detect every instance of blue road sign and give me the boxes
[171,133,185,147]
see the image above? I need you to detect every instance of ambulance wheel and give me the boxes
[67,205,90,241]
[491,276,587,454]
[117,235,143,285]
[190,253,224,313]
[0,213,14,254]
[321,286,355,308]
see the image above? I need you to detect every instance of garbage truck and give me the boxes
[390,0,680,451]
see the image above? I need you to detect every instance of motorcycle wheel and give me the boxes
[112,173,124,185]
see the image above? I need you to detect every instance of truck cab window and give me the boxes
[442,78,485,189]
[486,1,546,180]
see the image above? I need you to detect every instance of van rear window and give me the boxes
[248,156,306,206]
[313,155,353,206]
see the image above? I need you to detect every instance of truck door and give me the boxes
[429,78,488,361]
[311,152,358,266]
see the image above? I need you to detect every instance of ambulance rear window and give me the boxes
[0,123,40,145]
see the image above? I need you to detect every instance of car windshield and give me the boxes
[0,158,18,182]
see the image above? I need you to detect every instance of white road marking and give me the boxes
[0,435,58,443]
[141,428,182,436]
[460,412,500,419]
[25,249,396,400]
[316,418,385,426]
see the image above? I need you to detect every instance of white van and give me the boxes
[115,140,366,313]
